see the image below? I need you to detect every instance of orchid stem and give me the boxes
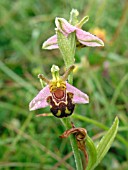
[57,10,83,169]
[61,118,83,170]
[61,63,83,170]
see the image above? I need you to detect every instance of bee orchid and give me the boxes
[43,17,104,50]
[29,65,89,118]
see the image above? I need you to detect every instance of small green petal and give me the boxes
[76,16,89,28]
[69,9,79,25]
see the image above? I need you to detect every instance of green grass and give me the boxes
[0,0,128,169]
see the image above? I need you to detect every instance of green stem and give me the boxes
[57,13,83,169]
[61,66,83,169]
[62,60,83,170]
[63,63,83,169]
[61,118,83,170]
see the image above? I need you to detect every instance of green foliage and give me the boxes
[0,0,128,169]
[95,117,119,167]
[86,135,97,170]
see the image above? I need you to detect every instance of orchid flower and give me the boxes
[42,17,104,50]
[29,65,89,118]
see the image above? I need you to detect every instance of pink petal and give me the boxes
[55,17,76,35]
[29,85,50,111]
[76,28,104,47]
[66,82,89,104]
[42,35,58,49]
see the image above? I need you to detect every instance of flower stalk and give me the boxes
[61,118,83,170]
[57,10,83,170]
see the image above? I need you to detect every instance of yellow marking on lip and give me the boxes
[56,110,61,116]
[65,107,71,114]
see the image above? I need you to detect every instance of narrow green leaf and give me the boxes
[86,135,97,170]
[73,114,128,148]
[94,117,119,169]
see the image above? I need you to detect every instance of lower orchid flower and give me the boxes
[29,65,89,118]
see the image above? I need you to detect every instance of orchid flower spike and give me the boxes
[43,16,104,50]
[29,65,89,118]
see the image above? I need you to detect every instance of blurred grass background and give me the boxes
[0,0,128,169]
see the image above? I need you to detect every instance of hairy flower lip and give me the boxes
[42,17,104,49]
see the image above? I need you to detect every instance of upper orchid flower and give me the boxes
[29,65,89,118]
[42,17,104,50]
